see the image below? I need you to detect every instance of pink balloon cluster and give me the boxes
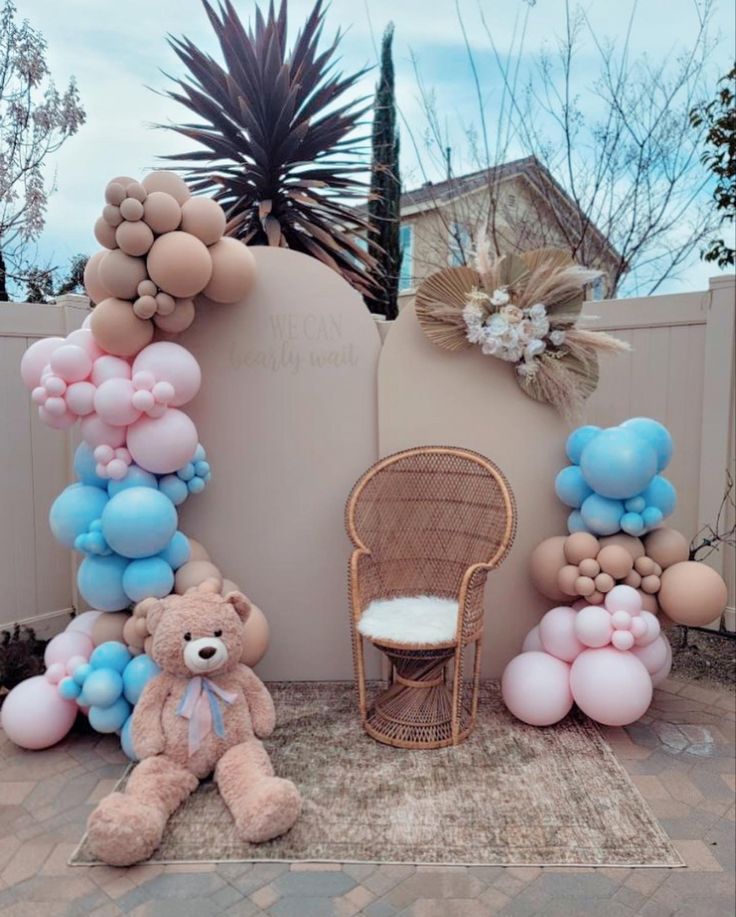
[21,335,201,476]
[503,585,671,728]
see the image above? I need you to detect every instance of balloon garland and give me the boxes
[2,172,268,754]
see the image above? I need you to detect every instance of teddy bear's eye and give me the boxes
[183,632,192,642]
[214,629,222,637]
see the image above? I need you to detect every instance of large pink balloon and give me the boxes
[66,328,104,361]
[44,631,94,668]
[126,408,198,474]
[49,344,93,383]
[94,378,141,427]
[66,381,97,416]
[1,676,78,749]
[538,606,585,662]
[91,355,132,386]
[132,342,201,407]
[574,605,613,648]
[80,413,127,449]
[39,405,77,429]
[634,610,661,647]
[20,337,64,389]
[65,610,103,638]
[604,585,642,615]
[501,652,573,726]
[630,634,669,674]
[570,648,653,726]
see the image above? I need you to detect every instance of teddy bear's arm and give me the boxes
[234,665,276,738]
[130,673,174,759]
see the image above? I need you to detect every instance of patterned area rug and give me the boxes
[71,682,682,867]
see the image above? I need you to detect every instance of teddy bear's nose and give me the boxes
[198,646,217,660]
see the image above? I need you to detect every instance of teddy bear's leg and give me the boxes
[86,755,198,866]
[215,739,301,843]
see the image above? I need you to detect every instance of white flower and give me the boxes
[490,287,511,306]
[528,303,547,321]
[530,317,549,337]
[481,336,500,356]
[525,339,546,360]
[487,313,509,335]
[549,329,566,346]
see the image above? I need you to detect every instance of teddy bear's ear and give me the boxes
[224,591,251,622]
[144,599,167,634]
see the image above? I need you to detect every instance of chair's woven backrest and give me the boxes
[346,446,517,604]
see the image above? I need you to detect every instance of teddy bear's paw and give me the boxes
[86,792,168,866]
[232,777,302,843]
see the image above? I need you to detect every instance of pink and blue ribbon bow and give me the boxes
[177,676,237,757]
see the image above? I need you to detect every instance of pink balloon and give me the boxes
[604,585,642,615]
[126,408,198,473]
[66,381,97,416]
[44,631,94,668]
[49,344,93,383]
[1,676,78,749]
[610,610,633,630]
[539,606,585,662]
[80,413,127,449]
[574,605,613,648]
[66,328,104,361]
[570,648,653,726]
[66,610,103,637]
[91,354,132,386]
[630,634,669,674]
[502,652,573,726]
[20,337,64,389]
[650,636,672,687]
[630,617,647,639]
[521,624,544,653]
[94,378,141,426]
[612,630,635,651]
[634,610,661,647]
[39,405,77,429]
[45,662,66,684]
[132,342,201,407]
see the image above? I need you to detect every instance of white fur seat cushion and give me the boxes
[357,595,459,645]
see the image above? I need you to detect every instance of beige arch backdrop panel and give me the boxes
[379,305,571,678]
[177,248,381,680]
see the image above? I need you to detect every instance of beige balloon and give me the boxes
[104,182,126,206]
[90,298,154,358]
[597,544,633,579]
[578,558,600,578]
[116,221,154,257]
[240,604,270,668]
[120,198,144,221]
[558,564,580,596]
[594,572,614,593]
[123,615,145,651]
[657,561,728,626]
[638,591,659,614]
[133,295,157,319]
[102,204,123,227]
[202,237,257,303]
[634,555,656,576]
[174,560,223,594]
[143,191,182,235]
[181,197,227,245]
[91,611,130,647]
[138,279,157,297]
[153,299,196,333]
[83,250,111,304]
[643,527,690,570]
[529,536,569,601]
[598,533,645,560]
[184,536,210,562]
[142,171,191,205]
[94,216,118,250]
[147,231,213,298]
[98,249,148,300]
[125,181,147,203]
[563,532,600,565]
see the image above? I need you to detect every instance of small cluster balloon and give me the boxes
[556,418,676,536]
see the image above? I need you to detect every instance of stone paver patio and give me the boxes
[0,675,733,916]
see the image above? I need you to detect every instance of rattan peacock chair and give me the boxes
[346,446,517,749]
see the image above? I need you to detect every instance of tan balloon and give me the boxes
[104,182,126,206]
[91,611,130,646]
[202,237,257,303]
[83,250,111,304]
[658,561,727,626]
[153,298,196,333]
[102,204,123,227]
[641,574,661,594]
[598,533,645,560]
[529,536,568,601]
[108,176,136,190]
[578,558,600,578]
[98,249,148,300]
[564,532,600,565]
[138,279,157,297]
[94,216,118,250]
[575,575,595,596]
[594,572,614,593]
[638,591,659,614]
[643,527,689,570]
[147,231,213,298]
[174,560,223,595]
[180,197,227,245]
[133,295,157,319]
[155,292,176,316]
[116,220,154,257]
[240,604,270,668]
[624,570,642,588]
[123,615,145,651]
[90,298,154,358]
[220,578,240,595]
[120,197,144,222]
[597,544,633,579]
[144,636,153,655]
[143,191,182,235]
[142,171,191,205]
[588,591,604,605]
[558,564,580,596]
[184,537,210,562]
[125,181,147,203]
[634,556,656,576]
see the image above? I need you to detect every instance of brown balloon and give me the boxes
[638,591,659,614]
[564,532,600,565]
[147,231,213,298]
[104,182,126,206]
[125,181,147,203]
[102,204,123,227]
[98,249,148,300]
[91,611,130,646]
[640,574,661,594]
[153,298,196,333]
[202,237,257,303]
[597,544,634,579]
[578,558,600,578]
[174,560,223,594]
[143,191,182,235]
[634,555,656,576]
[94,216,118,250]
[240,604,270,668]
[181,197,226,245]
[142,171,191,205]
[138,279,157,297]
[123,615,146,651]
[558,564,580,596]
[116,220,154,257]
[529,536,569,600]
[594,572,614,593]
[133,295,157,319]
[657,561,728,626]
[155,292,176,316]
[643,527,690,570]
[598,533,645,560]
[83,250,111,305]
[120,197,144,222]
[90,298,154,358]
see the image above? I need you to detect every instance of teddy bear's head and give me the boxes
[142,587,251,678]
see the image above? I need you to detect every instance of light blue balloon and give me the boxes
[621,417,673,472]
[621,512,645,536]
[82,668,124,708]
[624,495,646,513]
[177,462,195,482]
[555,465,593,508]
[73,443,107,488]
[122,557,174,603]
[88,697,131,734]
[90,641,132,673]
[580,493,625,535]
[120,714,138,761]
[641,475,677,517]
[194,461,210,477]
[58,676,81,700]
[580,427,658,499]
[123,654,160,704]
[158,531,190,571]
[188,477,205,495]
[642,506,664,529]
[108,465,158,497]
[77,554,129,611]
[72,662,92,685]
[565,425,601,464]
[49,483,108,549]
[158,475,189,506]
[567,510,589,533]
[101,487,178,559]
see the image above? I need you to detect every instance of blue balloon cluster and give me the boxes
[555,418,676,537]
[58,642,160,758]
[158,444,212,506]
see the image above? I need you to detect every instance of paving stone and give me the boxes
[250,882,280,909]
[387,872,485,907]
[399,898,494,916]
[673,839,725,871]
[128,899,222,917]
[269,896,336,917]
[362,865,415,896]
[211,882,247,909]
[341,862,378,881]
[274,868,356,897]
[362,901,399,917]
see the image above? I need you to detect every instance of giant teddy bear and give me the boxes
[86,586,301,866]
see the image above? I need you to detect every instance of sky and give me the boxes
[14,0,736,296]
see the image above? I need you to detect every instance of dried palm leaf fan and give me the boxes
[415,247,629,419]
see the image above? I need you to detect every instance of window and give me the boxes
[448,222,471,267]
[399,224,413,291]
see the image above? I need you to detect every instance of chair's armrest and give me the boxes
[457,563,493,643]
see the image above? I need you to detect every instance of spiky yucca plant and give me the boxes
[162,0,378,295]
